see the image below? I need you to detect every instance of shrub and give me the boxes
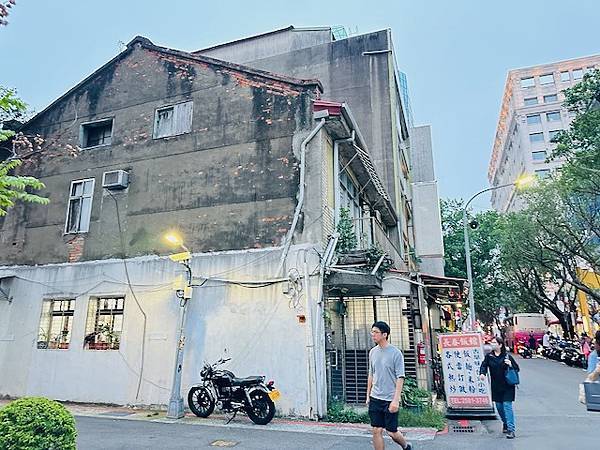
[0,397,77,450]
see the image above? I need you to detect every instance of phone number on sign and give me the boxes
[448,396,491,407]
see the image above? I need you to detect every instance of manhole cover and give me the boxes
[210,440,239,447]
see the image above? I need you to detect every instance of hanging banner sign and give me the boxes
[439,333,493,409]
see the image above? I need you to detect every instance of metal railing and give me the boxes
[352,217,404,268]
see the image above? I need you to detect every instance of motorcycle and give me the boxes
[517,344,533,359]
[187,358,279,425]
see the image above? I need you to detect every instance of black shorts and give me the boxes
[368,397,398,432]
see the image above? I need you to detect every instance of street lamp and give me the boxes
[463,174,534,330]
[164,232,193,419]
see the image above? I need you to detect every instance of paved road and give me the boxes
[76,357,598,449]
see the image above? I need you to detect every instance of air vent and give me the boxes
[102,170,129,190]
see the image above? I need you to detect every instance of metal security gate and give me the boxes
[326,296,416,405]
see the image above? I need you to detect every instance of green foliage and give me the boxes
[366,244,394,273]
[336,207,358,253]
[441,199,529,325]
[401,377,432,407]
[326,402,370,423]
[398,407,446,431]
[0,159,49,216]
[0,87,49,216]
[326,401,446,431]
[0,397,77,450]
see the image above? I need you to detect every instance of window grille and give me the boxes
[84,296,124,350]
[37,299,75,349]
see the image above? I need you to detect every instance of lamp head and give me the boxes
[514,173,535,189]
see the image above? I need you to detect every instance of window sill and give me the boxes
[63,231,89,236]
[81,143,111,150]
[152,131,190,140]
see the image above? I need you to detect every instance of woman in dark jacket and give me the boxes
[479,336,520,439]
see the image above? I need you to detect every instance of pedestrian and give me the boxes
[528,331,537,351]
[479,336,520,439]
[588,330,600,377]
[581,332,592,361]
[366,321,412,450]
[542,330,551,350]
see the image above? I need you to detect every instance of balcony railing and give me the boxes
[352,217,405,270]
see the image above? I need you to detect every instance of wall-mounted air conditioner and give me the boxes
[102,170,129,190]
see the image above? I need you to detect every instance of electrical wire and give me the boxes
[108,191,148,401]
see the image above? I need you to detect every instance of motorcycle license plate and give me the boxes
[268,389,281,401]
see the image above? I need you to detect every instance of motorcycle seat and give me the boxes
[232,376,264,386]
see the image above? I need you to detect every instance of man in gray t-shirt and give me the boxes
[366,321,411,450]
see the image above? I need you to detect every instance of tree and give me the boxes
[0,0,16,27]
[441,199,528,328]
[0,88,49,216]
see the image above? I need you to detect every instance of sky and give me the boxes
[1,0,599,210]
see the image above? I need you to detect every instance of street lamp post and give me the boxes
[164,233,193,419]
[462,175,534,330]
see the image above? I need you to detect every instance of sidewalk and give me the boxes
[0,399,441,441]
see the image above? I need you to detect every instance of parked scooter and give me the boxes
[187,358,280,425]
[517,344,533,359]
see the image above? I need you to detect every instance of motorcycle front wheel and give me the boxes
[188,387,215,418]
[246,390,275,425]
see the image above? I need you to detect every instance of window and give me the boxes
[526,114,541,125]
[543,94,558,103]
[532,150,547,162]
[81,119,113,148]
[584,66,595,74]
[548,130,562,141]
[546,111,561,122]
[529,132,544,143]
[539,74,554,85]
[65,179,94,233]
[84,297,125,350]
[520,77,535,88]
[573,68,583,80]
[535,169,551,179]
[524,97,538,106]
[153,101,193,139]
[560,71,570,82]
[37,299,75,349]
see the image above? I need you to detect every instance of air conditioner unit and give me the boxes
[102,170,129,190]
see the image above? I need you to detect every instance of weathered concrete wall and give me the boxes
[0,43,318,265]
[197,31,400,210]
[0,245,324,416]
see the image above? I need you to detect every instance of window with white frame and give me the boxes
[526,114,541,125]
[523,97,538,106]
[65,179,94,233]
[81,119,113,148]
[529,132,544,143]
[546,111,561,122]
[153,101,193,139]
[548,129,562,141]
[84,296,124,350]
[37,299,75,349]
[539,74,554,85]
[573,68,583,80]
[560,71,570,82]
[520,77,535,88]
[543,94,558,103]
[535,169,551,179]
[532,150,547,162]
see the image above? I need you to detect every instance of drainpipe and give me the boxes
[333,133,355,227]
[278,119,327,275]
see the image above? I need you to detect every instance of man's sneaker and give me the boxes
[506,431,515,439]
[502,424,508,433]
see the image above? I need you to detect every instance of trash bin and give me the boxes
[584,381,600,412]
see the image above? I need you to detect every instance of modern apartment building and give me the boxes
[489,55,600,212]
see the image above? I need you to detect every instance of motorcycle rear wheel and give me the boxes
[246,391,275,425]
[188,387,215,418]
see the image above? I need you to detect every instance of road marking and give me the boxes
[210,440,239,447]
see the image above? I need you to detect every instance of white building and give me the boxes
[489,55,600,212]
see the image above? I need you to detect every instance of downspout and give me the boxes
[278,119,327,275]
[333,132,356,226]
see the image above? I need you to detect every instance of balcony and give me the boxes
[352,216,405,270]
